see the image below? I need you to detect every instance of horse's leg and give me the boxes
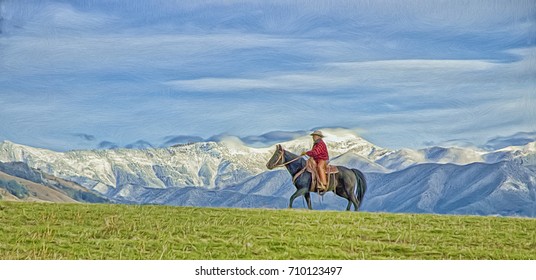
[335,185,352,211]
[350,192,360,211]
[350,175,366,211]
[345,177,361,211]
[304,192,312,210]
[345,191,359,211]
[342,170,359,211]
[289,187,309,209]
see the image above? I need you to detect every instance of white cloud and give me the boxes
[328,59,495,71]
[1,1,118,35]
[0,32,301,77]
[166,78,275,91]
[165,53,528,93]
[165,72,359,92]
[43,2,116,29]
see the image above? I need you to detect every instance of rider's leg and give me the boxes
[316,159,327,189]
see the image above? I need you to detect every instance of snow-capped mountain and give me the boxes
[0,161,109,203]
[0,128,535,217]
[364,161,536,217]
[0,139,270,194]
[0,129,386,193]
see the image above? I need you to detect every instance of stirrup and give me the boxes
[317,183,328,193]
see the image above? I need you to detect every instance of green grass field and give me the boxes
[0,201,534,259]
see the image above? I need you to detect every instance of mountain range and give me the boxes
[0,161,109,204]
[0,128,535,217]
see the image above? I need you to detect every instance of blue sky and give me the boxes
[1,0,535,151]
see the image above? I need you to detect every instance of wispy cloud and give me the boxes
[166,58,501,92]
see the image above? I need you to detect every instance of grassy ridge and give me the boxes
[0,201,534,259]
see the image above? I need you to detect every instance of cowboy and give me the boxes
[301,130,329,191]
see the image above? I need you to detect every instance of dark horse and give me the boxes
[266,144,367,211]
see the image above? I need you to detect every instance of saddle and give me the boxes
[293,158,339,194]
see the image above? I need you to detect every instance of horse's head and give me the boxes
[266,144,285,170]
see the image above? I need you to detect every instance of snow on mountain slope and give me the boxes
[421,146,487,164]
[375,148,426,170]
[485,141,536,167]
[363,161,536,217]
[330,152,389,173]
[376,146,489,171]
[90,159,536,216]
[279,128,390,162]
[0,161,109,203]
[0,140,272,192]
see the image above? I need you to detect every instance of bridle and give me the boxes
[272,147,302,168]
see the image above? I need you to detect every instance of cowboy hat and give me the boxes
[310,130,324,138]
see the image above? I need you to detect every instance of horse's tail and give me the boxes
[352,169,367,209]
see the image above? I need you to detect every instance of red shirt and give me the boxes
[306,139,329,161]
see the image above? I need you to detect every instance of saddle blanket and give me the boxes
[306,158,338,174]
[326,165,339,174]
